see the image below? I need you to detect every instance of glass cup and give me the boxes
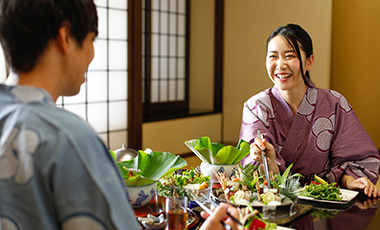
[165,197,188,230]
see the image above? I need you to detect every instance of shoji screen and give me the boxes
[56,0,128,150]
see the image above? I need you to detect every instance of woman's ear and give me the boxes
[306,54,314,71]
[55,22,72,53]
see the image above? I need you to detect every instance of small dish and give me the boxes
[138,214,167,229]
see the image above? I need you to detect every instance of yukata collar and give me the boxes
[9,85,55,106]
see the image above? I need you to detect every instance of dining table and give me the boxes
[134,187,380,230]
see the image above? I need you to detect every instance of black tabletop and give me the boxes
[286,192,379,230]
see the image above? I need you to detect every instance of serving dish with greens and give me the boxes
[297,175,359,204]
[215,163,302,207]
[110,149,187,186]
[185,136,250,165]
[157,167,211,201]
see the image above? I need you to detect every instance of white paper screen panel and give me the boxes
[149,0,186,103]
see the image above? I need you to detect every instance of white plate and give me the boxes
[297,188,359,204]
[277,226,294,230]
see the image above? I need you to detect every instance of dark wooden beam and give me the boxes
[128,0,143,150]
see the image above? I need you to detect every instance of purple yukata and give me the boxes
[240,78,380,184]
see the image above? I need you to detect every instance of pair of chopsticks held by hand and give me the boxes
[195,193,242,230]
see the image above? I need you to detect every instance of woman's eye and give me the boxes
[286,55,296,59]
[268,55,277,59]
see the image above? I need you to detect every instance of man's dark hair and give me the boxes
[0,0,98,73]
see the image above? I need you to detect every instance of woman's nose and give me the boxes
[276,57,287,69]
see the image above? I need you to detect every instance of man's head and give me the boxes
[0,0,98,74]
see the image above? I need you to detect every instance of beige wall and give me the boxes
[331,0,380,148]
[142,114,221,169]
[223,0,332,144]
[189,0,215,113]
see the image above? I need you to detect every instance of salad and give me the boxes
[238,206,277,230]
[298,175,342,201]
[216,163,302,206]
[157,168,210,200]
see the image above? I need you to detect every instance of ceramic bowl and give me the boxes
[200,162,238,182]
[126,182,157,208]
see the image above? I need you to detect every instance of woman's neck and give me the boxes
[279,84,307,116]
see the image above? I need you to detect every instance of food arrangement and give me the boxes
[298,175,343,201]
[238,206,277,230]
[157,168,211,200]
[113,137,367,229]
[215,163,302,207]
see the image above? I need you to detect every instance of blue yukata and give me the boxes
[0,84,140,229]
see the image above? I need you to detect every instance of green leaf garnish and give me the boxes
[185,137,250,164]
[117,150,187,186]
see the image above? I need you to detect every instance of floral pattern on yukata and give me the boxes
[0,127,39,184]
[242,90,274,127]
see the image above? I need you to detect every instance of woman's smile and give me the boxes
[275,73,292,81]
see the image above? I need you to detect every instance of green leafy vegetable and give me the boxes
[298,176,342,201]
[244,212,277,230]
[235,163,262,191]
[157,168,210,199]
[109,150,116,161]
[116,150,187,186]
[271,164,303,200]
[185,137,250,164]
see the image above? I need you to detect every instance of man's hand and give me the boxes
[200,203,239,230]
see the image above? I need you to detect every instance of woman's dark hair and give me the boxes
[0,0,98,73]
[266,24,313,80]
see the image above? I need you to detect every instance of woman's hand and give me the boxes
[342,175,380,198]
[250,137,279,174]
[199,203,239,230]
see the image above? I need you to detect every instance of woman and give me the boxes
[240,24,380,197]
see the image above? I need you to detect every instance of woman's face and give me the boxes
[265,35,313,93]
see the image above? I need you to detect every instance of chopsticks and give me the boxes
[194,200,232,230]
[199,193,243,226]
[258,130,271,190]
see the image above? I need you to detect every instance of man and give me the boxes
[0,0,239,229]
[0,0,140,229]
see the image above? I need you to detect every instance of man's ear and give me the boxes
[55,22,72,53]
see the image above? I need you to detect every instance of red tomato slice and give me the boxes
[250,218,266,230]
